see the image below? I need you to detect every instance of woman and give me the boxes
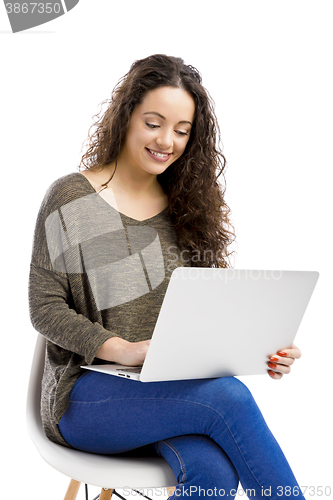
[29,54,303,499]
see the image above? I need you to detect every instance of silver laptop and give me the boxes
[82,268,319,381]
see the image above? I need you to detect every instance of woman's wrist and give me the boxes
[95,337,151,366]
[95,336,127,363]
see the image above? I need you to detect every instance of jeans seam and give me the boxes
[160,439,186,488]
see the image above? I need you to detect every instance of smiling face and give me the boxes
[117,86,196,177]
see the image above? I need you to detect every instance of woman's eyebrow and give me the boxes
[143,111,192,126]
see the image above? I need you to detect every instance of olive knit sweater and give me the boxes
[28,173,186,447]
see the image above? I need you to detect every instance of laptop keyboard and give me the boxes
[117,367,142,374]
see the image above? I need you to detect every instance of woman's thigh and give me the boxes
[58,370,250,454]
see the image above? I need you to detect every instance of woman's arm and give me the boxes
[29,263,151,366]
[29,262,115,364]
[267,343,302,379]
[28,176,121,364]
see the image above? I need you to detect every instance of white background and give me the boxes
[1,1,332,499]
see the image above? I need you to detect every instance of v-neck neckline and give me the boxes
[76,172,169,223]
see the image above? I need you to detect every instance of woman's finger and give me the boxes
[268,370,283,380]
[268,360,292,375]
[277,343,302,360]
[269,354,295,366]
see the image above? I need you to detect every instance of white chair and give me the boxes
[26,335,176,500]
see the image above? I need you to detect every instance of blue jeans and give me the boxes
[58,372,305,500]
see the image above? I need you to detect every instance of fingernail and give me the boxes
[269,370,276,376]
[268,362,277,369]
[270,357,279,362]
[277,351,287,356]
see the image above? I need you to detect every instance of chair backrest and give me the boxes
[26,335,176,489]
[26,334,47,445]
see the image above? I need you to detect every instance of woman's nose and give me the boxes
[156,129,173,150]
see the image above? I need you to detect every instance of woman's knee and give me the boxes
[204,377,256,410]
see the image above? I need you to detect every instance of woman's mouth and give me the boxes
[146,148,172,162]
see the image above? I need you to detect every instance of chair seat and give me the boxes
[31,432,175,488]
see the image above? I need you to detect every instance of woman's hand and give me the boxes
[267,343,302,380]
[96,337,151,366]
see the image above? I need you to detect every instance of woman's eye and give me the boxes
[146,122,188,136]
[146,122,159,129]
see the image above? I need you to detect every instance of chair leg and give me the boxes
[167,486,176,498]
[100,488,113,500]
[63,479,81,500]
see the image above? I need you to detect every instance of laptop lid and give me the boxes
[138,268,319,381]
[82,268,319,381]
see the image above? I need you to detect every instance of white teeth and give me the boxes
[148,149,169,158]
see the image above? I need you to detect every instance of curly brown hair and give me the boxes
[79,54,235,267]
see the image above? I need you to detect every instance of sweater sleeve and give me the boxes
[28,174,115,364]
[28,263,114,364]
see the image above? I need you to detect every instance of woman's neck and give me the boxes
[103,160,165,200]
[81,162,168,221]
